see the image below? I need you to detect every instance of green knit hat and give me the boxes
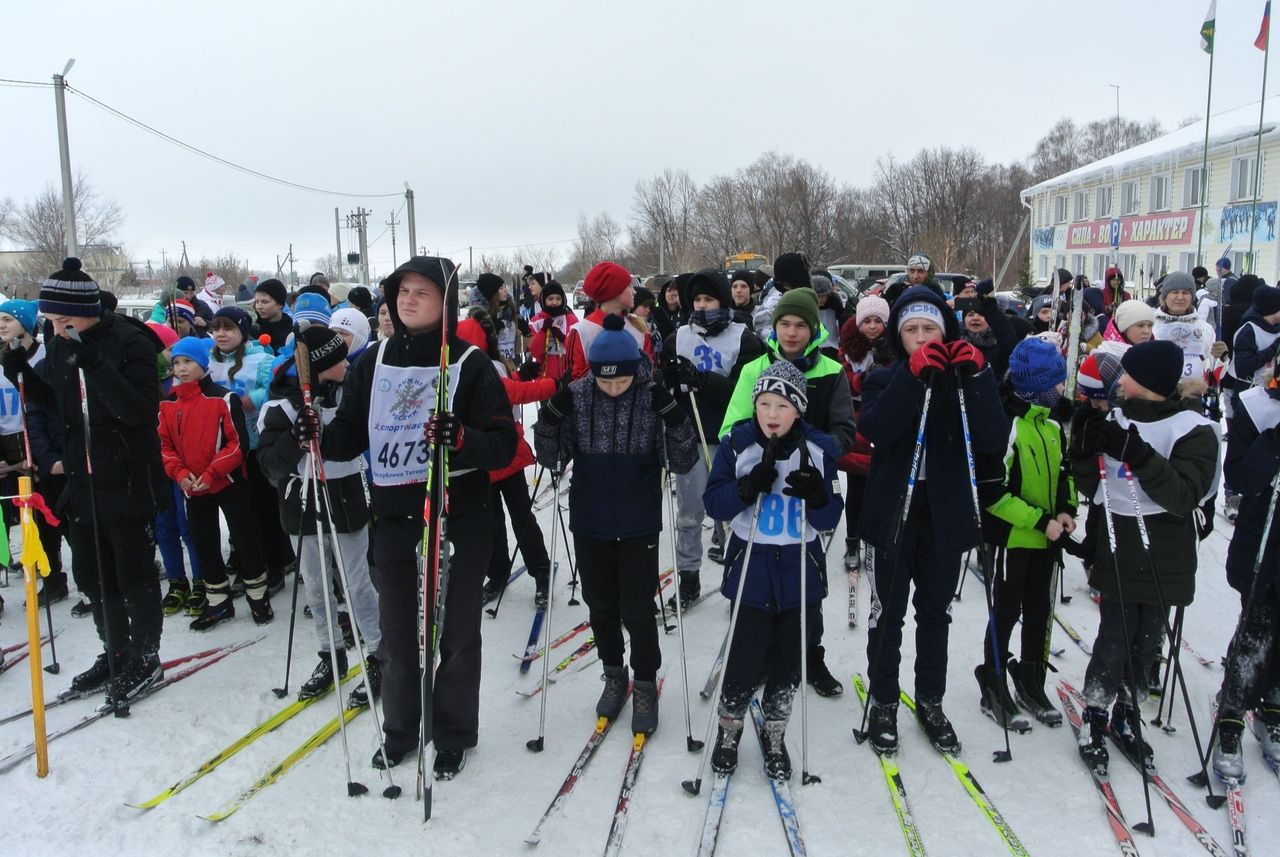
[771,287,820,333]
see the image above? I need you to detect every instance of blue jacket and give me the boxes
[704,421,843,611]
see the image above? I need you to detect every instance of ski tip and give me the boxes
[383,784,402,799]
[525,737,545,753]
[348,781,369,797]
[686,737,704,753]
[681,778,702,796]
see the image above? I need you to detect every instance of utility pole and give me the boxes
[288,243,296,287]
[405,183,417,261]
[469,245,473,273]
[386,209,401,269]
[179,240,189,271]
[334,207,343,281]
[53,59,77,259]
[346,208,371,286]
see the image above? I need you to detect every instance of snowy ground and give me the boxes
[0,444,1275,857]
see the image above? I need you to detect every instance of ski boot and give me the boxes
[760,718,792,781]
[632,679,659,736]
[298,649,348,700]
[597,665,630,719]
[866,697,899,756]
[348,653,382,708]
[1213,716,1246,781]
[915,697,962,755]
[710,716,744,774]
[434,748,467,780]
[70,650,125,695]
[1251,699,1280,765]
[1110,700,1153,766]
[37,575,69,607]
[161,578,190,616]
[1078,706,1110,775]
[242,574,274,625]
[1225,493,1241,522]
[190,583,235,631]
[1008,658,1063,727]
[707,543,725,564]
[667,572,700,611]
[975,664,1032,733]
[371,744,411,770]
[105,649,162,709]
[70,598,92,618]
[185,580,208,617]
[481,578,504,604]
[844,539,861,572]
[807,646,844,697]
[531,566,550,608]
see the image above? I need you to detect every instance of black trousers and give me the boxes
[248,452,294,572]
[844,472,867,551]
[984,546,1055,668]
[65,515,162,657]
[574,534,661,682]
[720,604,801,722]
[486,472,550,585]
[35,474,66,588]
[374,501,489,755]
[866,493,963,705]
[1220,587,1280,717]
[186,480,265,588]
[1082,596,1165,708]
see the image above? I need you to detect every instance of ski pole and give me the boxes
[555,497,580,606]
[526,467,562,754]
[796,440,819,785]
[272,460,311,699]
[483,540,522,620]
[1096,453,1156,834]
[682,433,778,796]
[953,550,971,601]
[955,370,1012,764]
[1151,609,1184,733]
[854,381,934,744]
[686,388,714,471]
[660,431,701,754]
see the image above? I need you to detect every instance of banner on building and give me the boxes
[1210,201,1278,244]
[1032,226,1056,250]
[1065,210,1198,249]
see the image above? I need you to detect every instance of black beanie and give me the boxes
[39,257,101,318]
[773,253,810,290]
[1254,284,1280,316]
[1056,268,1074,286]
[633,286,655,308]
[299,324,348,375]
[255,277,288,306]
[477,272,505,302]
[540,280,567,304]
[346,286,373,311]
[1120,340,1183,398]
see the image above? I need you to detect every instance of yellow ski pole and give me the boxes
[18,475,48,777]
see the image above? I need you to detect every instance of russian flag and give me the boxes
[1257,1,1271,51]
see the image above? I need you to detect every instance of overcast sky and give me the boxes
[3,0,1275,280]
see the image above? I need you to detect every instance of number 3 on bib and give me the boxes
[758,493,803,538]
[692,344,723,372]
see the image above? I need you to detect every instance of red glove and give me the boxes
[946,340,985,376]
[425,411,466,450]
[908,340,949,382]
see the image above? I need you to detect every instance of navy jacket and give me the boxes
[1224,385,1280,597]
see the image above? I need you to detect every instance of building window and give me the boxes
[1232,155,1259,202]
[1054,195,1069,224]
[1073,190,1089,222]
[1038,256,1048,279]
[1150,174,1172,211]
[1147,253,1169,281]
[1054,254,1066,274]
[1183,166,1206,208]
[1096,186,1113,217]
[1093,255,1107,281]
[1119,252,1138,281]
[1233,250,1248,274]
[1036,197,1045,225]
[1071,254,1087,278]
[1121,180,1141,215]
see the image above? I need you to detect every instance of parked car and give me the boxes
[993,291,1027,317]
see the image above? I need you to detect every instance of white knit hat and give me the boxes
[856,295,890,326]
[329,307,370,354]
[1113,299,1155,333]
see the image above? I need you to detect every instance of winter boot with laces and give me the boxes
[631,679,659,736]
[1008,657,1063,727]
[915,697,962,755]
[596,665,630,720]
[190,582,235,631]
[162,578,190,616]
[184,580,208,617]
[1110,700,1153,766]
[298,649,348,700]
[105,649,163,709]
[710,716,744,774]
[759,718,792,781]
[1214,716,1246,781]
[70,650,125,694]
[1078,705,1110,775]
[667,572,700,611]
[866,697,900,756]
[348,653,382,708]
[975,664,1032,734]
[807,646,844,697]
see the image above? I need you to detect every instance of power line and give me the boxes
[64,84,402,199]
[0,77,52,86]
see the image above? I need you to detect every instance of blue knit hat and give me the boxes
[1008,337,1066,394]
[293,291,332,327]
[588,314,641,378]
[170,336,211,372]
[0,299,37,335]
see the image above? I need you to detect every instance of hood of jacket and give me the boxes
[683,267,731,309]
[885,285,959,361]
[381,255,459,336]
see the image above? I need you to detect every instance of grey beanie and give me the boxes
[1159,270,1197,300]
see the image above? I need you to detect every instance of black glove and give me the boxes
[292,404,321,449]
[492,317,506,332]
[660,356,682,390]
[518,318,532,337]
[1100,421,1154,467]
[783,466,827,508]
[674,357,702,390]
[63,335,102,371]
[651,383,684,426]
[737,460,777,504]
[425,411,465,450]
[1195,496,1216,541]
[1,343,30,382]
[870,337,894,365]
[1070,406,1104,457]
[539,386,574,426]
[517,359,540,382]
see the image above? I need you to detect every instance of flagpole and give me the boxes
[1250,12,1272,272]
[1197,49,1215,266]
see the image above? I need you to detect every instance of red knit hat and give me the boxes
[583,261,633,304]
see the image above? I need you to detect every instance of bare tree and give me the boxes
[1029,116,1164,182]
[630,168,700,273]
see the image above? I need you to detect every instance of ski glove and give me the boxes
[660,356,701,391]
[737,460,777,504]
[651,384,685,427]
[946,340,985,376]
[783,466,827,508]
[517,359,540,381]
[1098,421,1153,467]
[517,318,532,337]
[63,336,103,371]
[539,386,573,426]
[908,340,949,382]
[425,411,466,451]
[1,343,29,383]
[292,405,321,449]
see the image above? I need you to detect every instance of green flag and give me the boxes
[1201,0,1216,53]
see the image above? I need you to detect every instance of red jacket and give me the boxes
[564,309,655,381]
[158,376,248,496]
[528,309,580,382]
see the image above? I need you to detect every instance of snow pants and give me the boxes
[574,534,661,682]
[486,471,550,586]
[843,472,867,555]
[299,527,381,657]
[247,452,294,573]
[156,479,200,582]
[674,445,722,576]
[185,480,265,590]
[1220,586,1280,718]
[984,546,1055,668]
[33,474,66,591]
[1082,596,1165,708]
[719,604,801,722]
[66,514,163,658]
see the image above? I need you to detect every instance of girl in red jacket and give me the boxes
[527,281,580,382]
[158,337,274,630]
[459,313,558,606]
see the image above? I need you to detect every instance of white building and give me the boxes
[1021,97,1280,294]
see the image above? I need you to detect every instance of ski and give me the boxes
[519,564,557,675]
[1181,637,1217,669]
[601,678,663,857]
[199,703,368,822]
[0,638,260,773]
[699,635,729,700]
[899,690,1029,856]
[847,568,859,629]
[695,771,732,857]
[525,689,632,846]
[0,630,57,657]
[748,698,807,857]
[1221,778,1247,857]
[483,564,527,607]
[1055,686,1141,856]
[1054,612,1093,655]
[853,675,927,857]
[128,664,363,809]
[520,570,675,665]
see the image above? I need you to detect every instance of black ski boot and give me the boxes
[975,664,1033,733]
[70,598,92,618]
[105,649,162,709]
[632,679,659,736]
[707,543,725,564]
[243,575,274,625]
[759,718,792,780]
[867,698,899,756]
[531,566,550,608]
[434,748,467,780]
[348,653,382,708]
[1078,705,1110,774]
[915,697,962,754]
[190,585,235,631]
[184,580,207,617]
[37,575,69,607]
[710,717,744,774]
[481,577,504,604]
[161,578,190,616]
[70,650,124,695]
[667,572,700,611]
[298,650,348,700]
[1008,658,1063,727]
[1110,701,1152,766]
[597,665,630,719]
[371,744,411,770]
[807,646,844,697]
[1214,716,1246,780]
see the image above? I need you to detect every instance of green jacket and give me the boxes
[984,395,1076,550]
[716,328,856,453]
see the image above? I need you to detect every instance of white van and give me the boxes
[826,264,908,291]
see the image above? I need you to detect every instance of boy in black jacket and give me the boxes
[314,256,516,778]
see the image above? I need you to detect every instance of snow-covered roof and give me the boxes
[1021,96,1280,198]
